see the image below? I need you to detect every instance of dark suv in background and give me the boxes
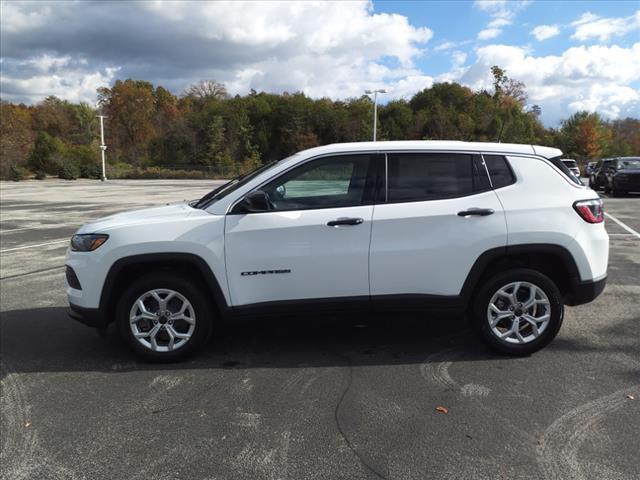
[590,157,640,196]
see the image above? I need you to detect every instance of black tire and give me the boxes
[611,182,624,197]
[470,269,564,356]
[116,273,213,362]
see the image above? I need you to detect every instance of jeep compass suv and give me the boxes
[66,141,609,361]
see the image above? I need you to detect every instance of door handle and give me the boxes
[327,217,364,227]
[457,208,495,217]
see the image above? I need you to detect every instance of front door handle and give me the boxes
[327,217,364,227]
[457,208,495,217]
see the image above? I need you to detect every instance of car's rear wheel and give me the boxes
[471,269,564,355]
[116,273,212,362]
[611,181,624,197]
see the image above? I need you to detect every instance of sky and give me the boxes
[1,0,639,126]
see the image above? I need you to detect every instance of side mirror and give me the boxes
[239,190,271,213]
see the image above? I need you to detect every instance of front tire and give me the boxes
[471,269,564,355]
[116,273,213,362]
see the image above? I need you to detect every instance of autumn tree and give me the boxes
[0,102,34,177]
[97,79,157,163]
[559,111,612,160]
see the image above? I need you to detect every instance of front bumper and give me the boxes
[566,276,607,306]
[69,303,108,328]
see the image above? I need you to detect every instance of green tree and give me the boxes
[27,132,63,174]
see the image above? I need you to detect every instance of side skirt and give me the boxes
[230,294,466,318]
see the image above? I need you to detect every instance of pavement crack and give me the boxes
[334,356,389,480]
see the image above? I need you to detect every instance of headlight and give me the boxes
[70,234,109,252]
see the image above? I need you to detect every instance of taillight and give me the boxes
[573,199,604,223]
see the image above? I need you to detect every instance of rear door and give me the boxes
[369,152,507,299]
[225,153,380,307]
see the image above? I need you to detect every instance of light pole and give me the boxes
[97,115,107,181]
[364,88,387,141]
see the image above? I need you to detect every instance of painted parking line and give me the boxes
[0,224,77,234]
[0,239,69,254]
[605,212,640,239]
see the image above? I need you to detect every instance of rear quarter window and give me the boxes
[483,155,516,188]
[547,156,582,185]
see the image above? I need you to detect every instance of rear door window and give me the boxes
[386,153,487,202]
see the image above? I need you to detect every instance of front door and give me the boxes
[225,153,379,307]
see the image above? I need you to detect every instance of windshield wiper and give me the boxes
[193,179,237,209]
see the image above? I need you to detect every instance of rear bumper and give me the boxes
[69,303,108,328]
[566,276,607,306]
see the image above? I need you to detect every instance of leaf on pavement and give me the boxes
[435,406,449,414]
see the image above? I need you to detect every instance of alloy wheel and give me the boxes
[129,288,196,352]
[487,281,551,344]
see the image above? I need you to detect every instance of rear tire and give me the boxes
[116,273,213,362]
[611,182,624,197]
[470,269,564,355]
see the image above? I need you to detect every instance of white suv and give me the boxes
[66,141,609,361]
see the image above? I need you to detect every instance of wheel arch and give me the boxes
[100,253,229,324]
[461,244,581,304]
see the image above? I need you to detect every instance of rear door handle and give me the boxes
[327,217,364,227]
[457,208,495,217]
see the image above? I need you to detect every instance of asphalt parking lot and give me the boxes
[1,179,638,480]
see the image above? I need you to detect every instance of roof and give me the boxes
[296,140,562,160]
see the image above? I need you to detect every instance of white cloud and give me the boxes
[531,25,560,41]
[1,56,119,104]
[0,1,433,103]
[488,18,511,28]
[474,0,530,41]
[0,2,51,33]
[434,40,472,52]
[571,10,640,42]
[449,42,640,124]
[452,51,467,67]
[478,28,502,40]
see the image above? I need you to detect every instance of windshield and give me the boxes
[562,160,578,168]
[192,155,296,209]
[618,158,640,169]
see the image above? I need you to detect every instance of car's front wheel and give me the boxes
[116,273,213,362]
[471,269,564,355]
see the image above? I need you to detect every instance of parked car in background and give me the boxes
[602,157,640,197]
[589,158,613,190]
[586,161,597,176]
[561,159,581,178]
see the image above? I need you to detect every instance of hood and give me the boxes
[77,202,202,233]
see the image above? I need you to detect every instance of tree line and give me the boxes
[1,66,638,180]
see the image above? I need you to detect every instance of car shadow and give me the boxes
[0,306,511,376]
